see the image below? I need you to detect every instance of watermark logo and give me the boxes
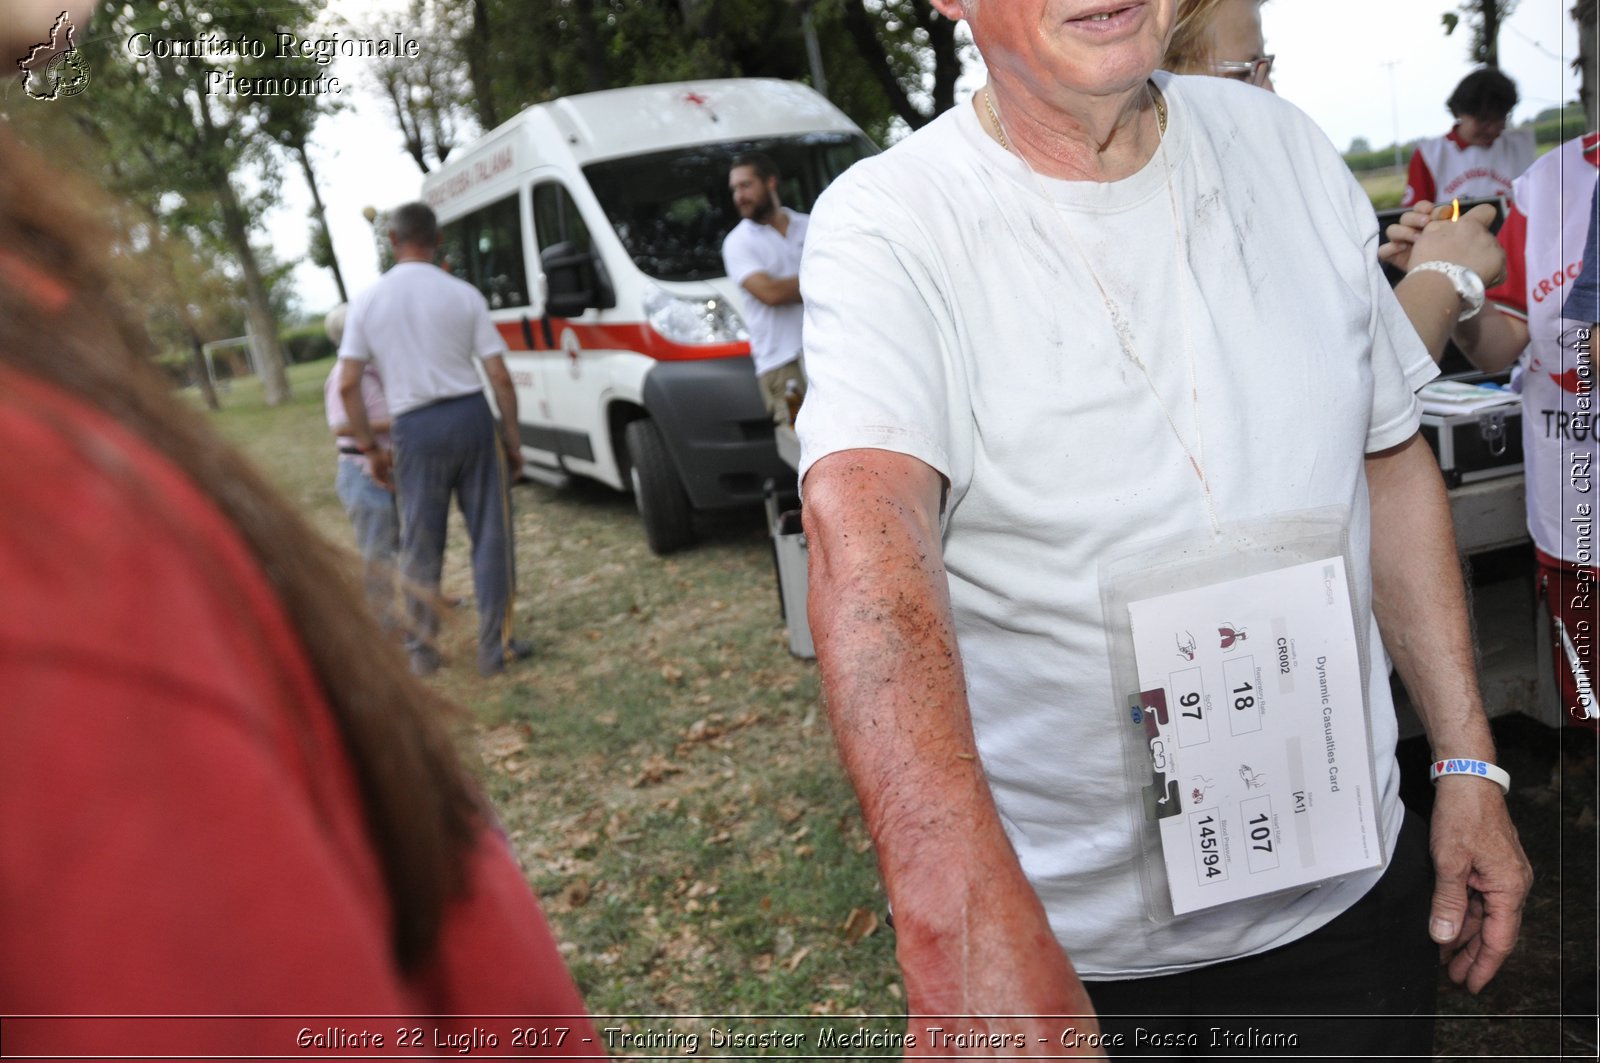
[17,10,91,100]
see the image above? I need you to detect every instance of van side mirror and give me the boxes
[541,241,616,318]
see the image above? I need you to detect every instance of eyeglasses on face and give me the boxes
[1209,54,1274,87]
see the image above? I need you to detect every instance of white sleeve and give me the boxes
[1345,161,1439,452]
[721,227,764,287]
[471,296,508,359]
[336,295,373,363]
[795,183,965,498]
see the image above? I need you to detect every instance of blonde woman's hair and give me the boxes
[1167,0,1269,77]
[1164,0,1231,74]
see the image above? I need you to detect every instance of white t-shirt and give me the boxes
[338,262,508,418]
[722,209,808,375]
[798,73,1437,978]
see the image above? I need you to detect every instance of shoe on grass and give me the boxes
[479,638,534,678]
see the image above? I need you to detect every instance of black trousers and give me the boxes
[1084,811,1437,1060]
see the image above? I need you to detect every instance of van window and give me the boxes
[584,131,875,282]
[532,183,594,255]
[440,194,529,310]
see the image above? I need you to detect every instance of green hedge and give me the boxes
[279,324,336,365]
[1531,108,1588,146]
[1345,105,1588,174]
[153,348,194,387]
[1345,145,1412,173]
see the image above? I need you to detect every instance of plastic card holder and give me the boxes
[1098,507,1386,923]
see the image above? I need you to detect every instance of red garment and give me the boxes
[0,368,605,1058]
[1402,133,1443,206]
[1536,547,1600,729]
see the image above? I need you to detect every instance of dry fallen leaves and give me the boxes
[478,725,528,761]
[562,878,593,909]
[631,754,684,787]
[842,907,879,944]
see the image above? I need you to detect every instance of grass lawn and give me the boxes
[1359,167,1407,211]
[206,359,902,1047]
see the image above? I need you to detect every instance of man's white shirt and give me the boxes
[722,209,809,375]
[338,262,508,418]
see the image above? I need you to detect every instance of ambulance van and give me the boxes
[421,79,875,553]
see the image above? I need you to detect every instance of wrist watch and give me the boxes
[1410,260,1486,322]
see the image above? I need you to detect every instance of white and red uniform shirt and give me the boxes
[1402,127,1535,207]
[1486,132,1600,564]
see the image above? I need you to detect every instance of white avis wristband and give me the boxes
[1429,758,1511,794]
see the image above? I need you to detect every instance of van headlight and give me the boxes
[643,284,748,345]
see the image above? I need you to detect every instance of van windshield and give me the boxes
[584,132,875,282]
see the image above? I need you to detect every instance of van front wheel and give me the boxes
[625,418,695,555]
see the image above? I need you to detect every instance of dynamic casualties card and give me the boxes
[1127,557,1382,915]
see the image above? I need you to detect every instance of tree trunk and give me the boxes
[1478,0,1502,66]
[573,0,609,93]
[468,0,500,130]
[189,79,291,403]
[1578,0,1599,133]
[156,224,221,411]
[186,325,220,411]
[295,140,348,303]
[221,187,292,404]
[381,70,432,173]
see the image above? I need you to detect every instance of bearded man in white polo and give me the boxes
[722,153,808,426]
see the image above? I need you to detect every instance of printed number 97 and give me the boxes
[1180,691,1202,721]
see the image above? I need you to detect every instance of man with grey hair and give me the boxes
[337,202,533,678]
[798,0,1529,1053]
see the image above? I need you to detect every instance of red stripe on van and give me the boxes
[494,319,749,361]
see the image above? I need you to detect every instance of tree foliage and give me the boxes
[378,0,975,166]
[41,0,330,404]
[365,0,469,173]
[838,0,965,132]
[258,50,350,304]
[1441,0,1520,68]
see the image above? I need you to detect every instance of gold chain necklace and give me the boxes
[982,83,1167,154]
[982,82,1218,533]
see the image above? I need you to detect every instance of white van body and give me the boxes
[421,79,874,552]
